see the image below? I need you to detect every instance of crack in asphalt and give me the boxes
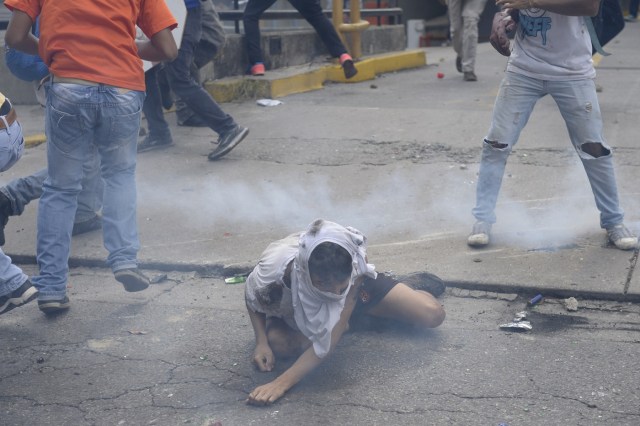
[538,390,640,417]
[623,247,639,294]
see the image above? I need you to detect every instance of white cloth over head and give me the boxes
[291,220,376,358]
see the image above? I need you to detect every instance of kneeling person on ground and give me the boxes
[245,219,446,405]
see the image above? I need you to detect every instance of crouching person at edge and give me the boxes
[245,219,446,405]
[4,0,178,314]
[0,92,39,316]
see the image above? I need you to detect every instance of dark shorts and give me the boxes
[352,273,399,316]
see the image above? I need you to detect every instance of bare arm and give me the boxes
[495,0,599,16]
[5,10,38,55]
[136,27,178,62]
[246,282,360,406]
[246,301,275,372]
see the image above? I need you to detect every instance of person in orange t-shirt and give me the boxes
[4,0,178,315]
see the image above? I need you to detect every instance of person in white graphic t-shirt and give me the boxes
[468,0,638,251]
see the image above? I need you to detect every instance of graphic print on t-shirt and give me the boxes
[519,9,552,45]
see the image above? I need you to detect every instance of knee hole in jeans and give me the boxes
[484,139,508,150]
[581,142,609,158]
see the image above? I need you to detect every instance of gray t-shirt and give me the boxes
[508,10,595,80]
[245,233,300,330]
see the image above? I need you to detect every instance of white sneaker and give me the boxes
[606,224,638,250]
[468,221,491,247]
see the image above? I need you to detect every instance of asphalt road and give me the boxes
[2,265,640,425]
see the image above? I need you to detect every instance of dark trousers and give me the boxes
[630,0,639,17]
[242,0,348,66]
[175,39,219,125]
[144,6,236,137]
[143,67,172,140]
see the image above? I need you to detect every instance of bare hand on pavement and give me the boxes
[246,380,288,406]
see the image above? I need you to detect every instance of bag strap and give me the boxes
[584,16,611,56]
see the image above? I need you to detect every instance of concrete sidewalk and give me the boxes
[2,23,640,303]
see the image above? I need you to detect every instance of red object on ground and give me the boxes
[437,72,444,79]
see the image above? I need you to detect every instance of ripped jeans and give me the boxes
[472,71,624,229]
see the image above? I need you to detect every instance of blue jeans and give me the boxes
[152,5,236,135]
[33,82,144,301]
[473,71,624,229]
[0,120,29,297]
[0,246,28,297]
[1,159,103,222]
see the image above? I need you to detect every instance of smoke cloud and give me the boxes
[137,157,639,249]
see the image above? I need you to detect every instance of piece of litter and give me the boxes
[564,297,579,311]
[527,294,543,306]
[513,311,528,321]
[499,310,532,332]
[128,330,148,335]
[257,99,282,107]
[225,275,246,284]
[499,321,532,332]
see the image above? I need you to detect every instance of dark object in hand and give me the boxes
[489,9,519,57]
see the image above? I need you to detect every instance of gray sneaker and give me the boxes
[468,221,491,247]
[606,224,638,250]
[137,134,174,153]
[114,268,150,292]
[72,214,102,236]
[463,71,477,82]
[208,126,249,161]
[38,296,70,315]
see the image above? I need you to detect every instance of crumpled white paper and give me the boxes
[256,99,283,107]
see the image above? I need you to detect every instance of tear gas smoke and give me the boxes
[137,160,639,248]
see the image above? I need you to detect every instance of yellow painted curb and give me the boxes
[206,50,427,102]
[269,68,327,98]
[25,133,46,148]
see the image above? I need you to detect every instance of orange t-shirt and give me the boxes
[5,0,177,91]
